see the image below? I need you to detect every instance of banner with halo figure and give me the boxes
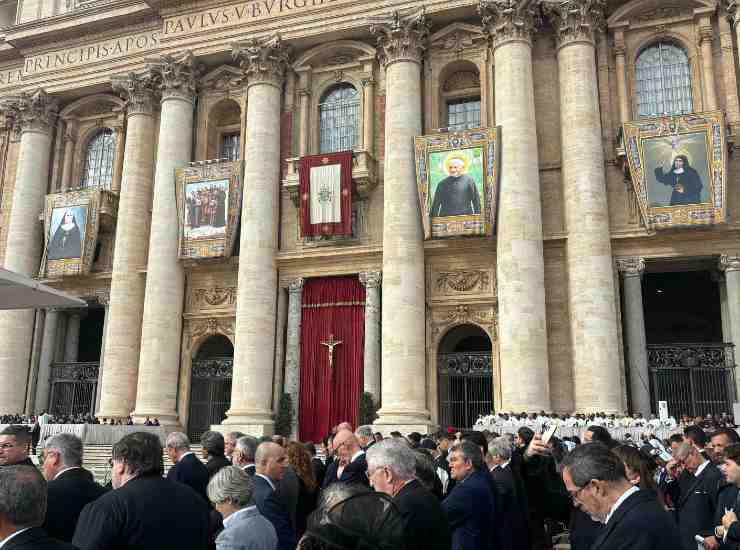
[622,111,727,230]
[414,127,500,239]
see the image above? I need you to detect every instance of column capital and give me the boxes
[719,254,740,273]
[287,278,305,293]
[725,0,740,26]
[111,72,159,116]
[231,34,291,89]
[616,257,645,277]
[370,9,430,67]
[1,89,59,135]
[478,0,540,48]
[543,0,606,47]
[148,50,202,103]
[359,271,382,288]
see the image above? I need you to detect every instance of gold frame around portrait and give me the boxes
[622,111,727,230]
[414,127,500,240]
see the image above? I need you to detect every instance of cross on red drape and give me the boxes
[299,276,365,442]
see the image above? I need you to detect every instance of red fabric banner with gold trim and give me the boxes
[299,151,353,237]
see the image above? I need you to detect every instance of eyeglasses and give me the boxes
[568,480,593,503]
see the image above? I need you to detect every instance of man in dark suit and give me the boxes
[0,426,35,468]
[331,429,369,486]
[367,439,451,550]
[165,431,209,501]
[40,433,105,542]
[232,435,258,476]
[717,444,740,548]
[562,442,682,550]
[488,437,528,550]
[305,443,325,487]
[253,441,296,550]
[200,430,231,479]
[72,432,210,550]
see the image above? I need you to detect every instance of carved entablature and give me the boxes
[430,304,498,342]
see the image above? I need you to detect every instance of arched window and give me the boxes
[442,69,481,130]
[81,129,115,189]
[635,42,693,117]
[319,83,360,154]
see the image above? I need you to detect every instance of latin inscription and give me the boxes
[0,67,23,89]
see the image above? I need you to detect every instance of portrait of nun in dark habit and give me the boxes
[48,208,83,260]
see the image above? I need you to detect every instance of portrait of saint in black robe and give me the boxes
[48,209,83,260]
[653,154,704,206]
[429,158,482,217]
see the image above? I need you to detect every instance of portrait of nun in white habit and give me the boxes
[48,208,84,260]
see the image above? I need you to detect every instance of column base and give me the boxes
[221,409,274,436]
[211,423,274,437]
[374,408,434,435]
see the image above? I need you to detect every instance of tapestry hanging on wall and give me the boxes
[622,111,727,230]
[177,159,243,260]
[298,151,353,237]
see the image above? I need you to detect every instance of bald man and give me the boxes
[253,442,295,550]
[332,429,369,486]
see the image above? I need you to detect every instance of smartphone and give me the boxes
[542,419,559,445]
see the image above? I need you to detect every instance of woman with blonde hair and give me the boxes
[286,441,318,539]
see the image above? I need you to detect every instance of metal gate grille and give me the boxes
[188,358,232,441]
[49,362,98,417]
[648,343,736,418]
[438,352,493,430]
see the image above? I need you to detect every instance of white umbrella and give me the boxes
[0,268,87,310]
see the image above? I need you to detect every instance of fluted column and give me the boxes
[284,278,303,438]
[359,271,381,402]
[361,76,375,153]
[35,309,59,413]
[699,23,718,111]
[225,35,290,434]
[133,52,199,426]
[544,0,622,413]
[97,74,158,419]
[63,312,81,363]
[613,29,630,124]
[720,254,740,398]
[60,118,78,191]
[616,257,650,416]
[370,11,430,430]
[480,0,550,411]
[0,89,57,413]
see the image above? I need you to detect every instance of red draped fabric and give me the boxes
[298,151,353,237]
[299,276,365,442]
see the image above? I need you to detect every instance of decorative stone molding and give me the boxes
[1,89,59,135]
[287,278,305,293]
[543,0,606,47]
[369,9,430,67]
[436,270,491,293]
[429,23,486,56]
[111,72,159,116]
[359,271,382,288]
[192,286,237,308]
[719,254,740,273]
[431,304,497,340]
[231,34,291,88]
[148,50,202,103]
[615,257,645,278]
[189,317,235,342]
[478,0,540,48]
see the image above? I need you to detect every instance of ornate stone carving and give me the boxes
[193,287,237,307]
[436,270,491,293]
[189,317,235,341]
[719,254,740,273]
[543,0,606,46]
[442,71,480,92]
[148,50,202,102]
[111,72,159,116]
[726,0,740,26]
[615,257,645,278]
[231,34,291,88]
[633,5,693,23]
[478,0,539,47]
[287,278,304,293]
[432,304,497,339]
[1,89,59,134]
[359,271,382,288]
[369,9,430,67]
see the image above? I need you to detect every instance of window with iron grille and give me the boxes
[447,98,481,131]
[319,83,360,154]
[81,128,115,189]
[635,42,693,117]
[220,132,240,161]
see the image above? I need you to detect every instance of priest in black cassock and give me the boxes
[430,156,481,217]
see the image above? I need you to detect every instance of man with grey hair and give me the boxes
[355,425,374,449]
[233,436,258,475]
[166,431,209,502]
[0,465,75,549]
[41,434,105,543]
[224,431,245,462]
[367,439,451,550]
[207,466,277,550]
[488,437,527,550]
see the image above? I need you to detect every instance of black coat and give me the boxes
[668,462,722,550]
[311,457,326,487]
[1,527,76,550]
[253,474,296,550]
[442,470,495,550]
[717,482,740,550]
[44,467,106,542]
[72,474,211,550]
[490,465,529,550]
[167,452,209,502]
[394,479,451,550]
[205,455,230,479]
[322,460,339,488]
[589,489,682,550]
[338,453,369,486]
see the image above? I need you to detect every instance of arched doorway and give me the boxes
[188,334,233,441]
[437,324,493,430]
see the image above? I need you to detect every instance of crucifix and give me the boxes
[320,333,343,370]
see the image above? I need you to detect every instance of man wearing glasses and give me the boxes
[0,426,34,468]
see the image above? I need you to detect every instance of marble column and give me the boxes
[359,271,381,402]
[225,35,290,434]
[544,1,622,413]
[0,89,57,414]
[95,300,110,413]
[616,257,650,416]
[699,23,718,111]
[97,74,158,419]
[370,11,431,431]
[63,312,81,363]
[60,118,78,191]
[133,52,198,426]
[720,255,740,398]
[361,76,375,153]
[35,309,59,413]
[480,0,550,411]
[613,29,631,124]
[284,278,303,438]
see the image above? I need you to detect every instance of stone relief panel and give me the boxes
[430,304,497,343]
[428,256,496,302]
[185,270,238,314]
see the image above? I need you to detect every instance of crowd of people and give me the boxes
[0,416,739,549]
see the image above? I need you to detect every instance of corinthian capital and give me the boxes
[359,271,382,288]
[478,0,540,48]
[615,257,645,278]
[0,89,59,134]
[369,9,430,67]
[542,0,606,47]
[231,34,291,88]
[720,254,740,273]
[111,72,159,116]
[726,0,740,26]
[148,50,202,103]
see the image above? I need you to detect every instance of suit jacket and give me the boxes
[216,506,278,550]
[718,483,740,549]
[1,527,76,550]
[442,470,495,550]
[72,474,211,550]
[322,460,339,488]
[668,462,722,550]
[490,465,528,550]
[206,455,231,479]
[311,457,326,487]
[338,452,369,486]
[278,467,300,530]
[44,467,106,542]
[394,479,451,550]
[167,453,209,502]
[253,474,296,550]
[244,464,256,476]
[589,489,683,550]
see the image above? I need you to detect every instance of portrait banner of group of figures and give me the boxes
[623,111,728,230]
[177,160,243,260]
[414,127,501,239]
[40,189,102,278]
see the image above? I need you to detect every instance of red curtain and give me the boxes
[299,276,365,442]
[299,151,353,237]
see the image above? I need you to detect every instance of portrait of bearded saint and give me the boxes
[653,153,703,206]
[429,153,482,217]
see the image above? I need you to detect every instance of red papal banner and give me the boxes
[299,151,353,237]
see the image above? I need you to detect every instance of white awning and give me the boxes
[0,268,87,310]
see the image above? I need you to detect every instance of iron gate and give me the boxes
[438,352,493,430]
[648,343,736,418]
[49,362,99,417]
[188,357,232,441]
